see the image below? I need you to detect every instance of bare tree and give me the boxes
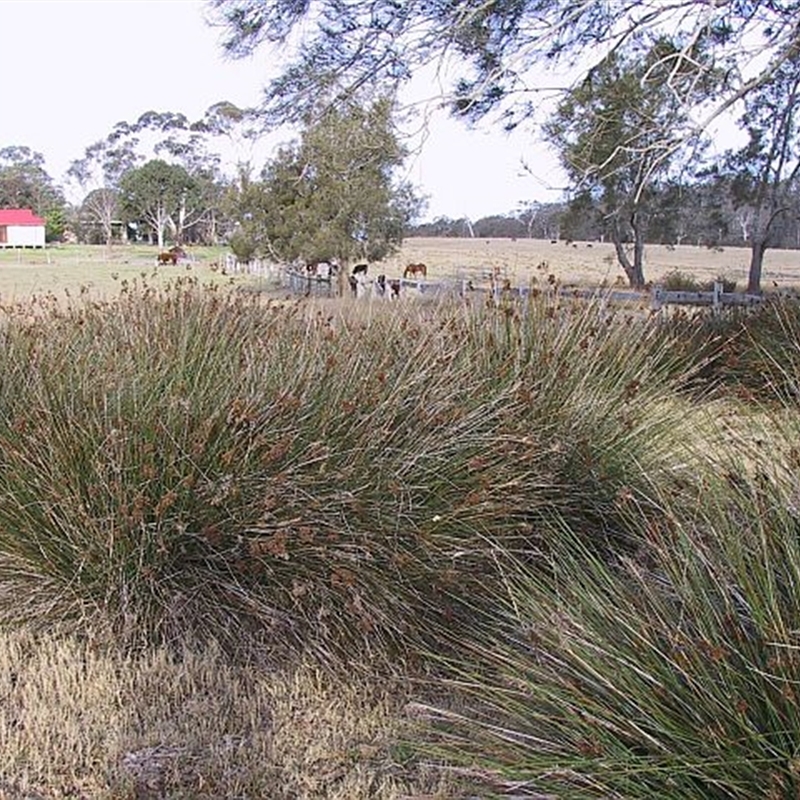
[68,138,141,246]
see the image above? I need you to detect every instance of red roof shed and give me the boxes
[0,208,46,247]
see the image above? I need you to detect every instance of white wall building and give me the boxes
[0,208,46,248]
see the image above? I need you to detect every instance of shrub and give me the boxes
[657,270,736,294]
[705,274,737,293]
[228,231,257,263]
[660,269,702,291]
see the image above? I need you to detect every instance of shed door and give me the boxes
[0,226,6,244]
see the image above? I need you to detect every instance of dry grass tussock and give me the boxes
[0,630,454,799]
[3,275,800,797]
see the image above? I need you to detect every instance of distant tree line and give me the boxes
[0,98,420,274]
[408,176,800,252]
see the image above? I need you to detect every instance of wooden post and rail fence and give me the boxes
[230,256,777,312]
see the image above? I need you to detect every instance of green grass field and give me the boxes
[0,244,239,302]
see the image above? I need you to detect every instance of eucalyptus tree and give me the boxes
[208,0,799,137]
[68,131,143,245]
[119,160,201,248]
[70,103,261,245]
[543,37,712,287]
[144,104,263,243]
[719,53,800,293]
[73,188,121,245]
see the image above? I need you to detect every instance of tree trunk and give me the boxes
[632,222,646,288]
[612,218,646,288]
[747,238,767,294]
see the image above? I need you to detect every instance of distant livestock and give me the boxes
[376,274,401,299]
[404,262,427,279]
[157,251,177,265]
[157,245,188,265]
[350,263,369,298]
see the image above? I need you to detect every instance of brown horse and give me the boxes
[157,251,177,265]
[404,262,427,279]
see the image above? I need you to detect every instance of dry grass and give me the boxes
[384,237,800,289]
[3,239,800,302]
[0,630,455,800]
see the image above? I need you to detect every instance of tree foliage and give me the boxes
[119,160,201,248]
[68,104,259,245]
[76,188,121,246]
[0,146,66,232]
[719,53,800,292]
[208,0,800,138]
[230,96,422,267]
[543,37,710,286]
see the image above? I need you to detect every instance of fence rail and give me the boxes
[651,282,764,312]
[285,269,335,297]
[224,254,280,278]
[274,263,778,314]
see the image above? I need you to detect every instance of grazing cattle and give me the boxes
[352,263,368,276]
[404,262,427,279]
[169,245,188,260]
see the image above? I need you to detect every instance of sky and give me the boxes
[0,0,566,222]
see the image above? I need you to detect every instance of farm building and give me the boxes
[0,209,46,248]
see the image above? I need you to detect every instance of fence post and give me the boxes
[713,281,722,315]
[652,286,664,311]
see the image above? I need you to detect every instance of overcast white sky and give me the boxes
[0,0,566,221]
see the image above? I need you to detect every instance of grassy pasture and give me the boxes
[3,239,800,300]
[392,237,800,290]
[0,244,234,302]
